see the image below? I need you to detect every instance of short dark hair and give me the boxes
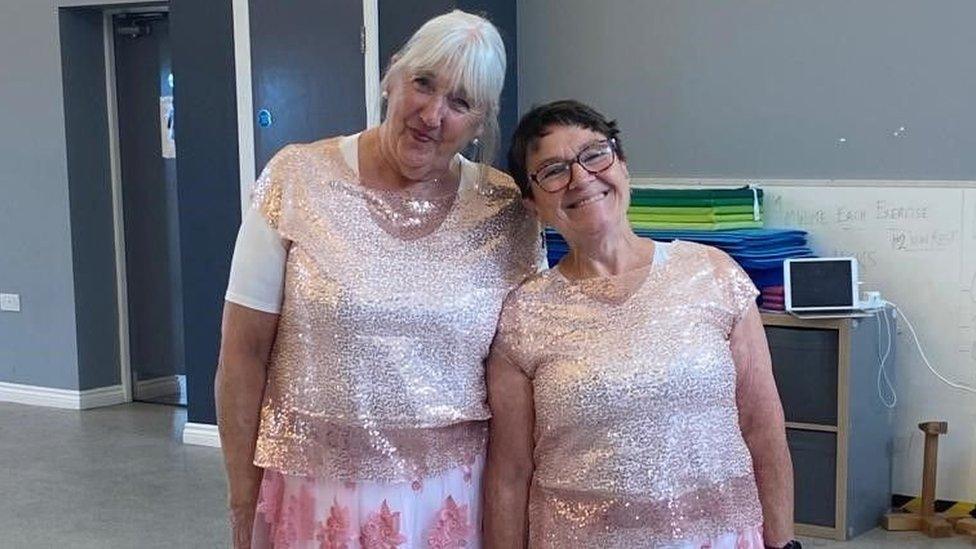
[507,99,625,198]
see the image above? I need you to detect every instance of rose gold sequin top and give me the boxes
[494,241,764,547]
[251,136,541,482]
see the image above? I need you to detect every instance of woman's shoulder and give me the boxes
[665,240,732,267]
[257,136,353,191]
[502,269,559,309]
[665,241,753,297]
[693,241,740,272]
[481,163,519,192]
[270,136,344,164]
[252,136,351,212]
[497,269,558,333]
[460,157,522,202]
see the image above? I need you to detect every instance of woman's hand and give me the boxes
[216,302,280,549]
[483,349,536,549]
[732,303,795,547]
[229,504,256,549]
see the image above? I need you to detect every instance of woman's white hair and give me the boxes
[381,9,506,166]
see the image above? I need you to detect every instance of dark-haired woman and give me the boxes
[484,100,797,549]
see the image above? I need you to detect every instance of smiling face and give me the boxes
[379,69,484,181]
[523,124,631,241]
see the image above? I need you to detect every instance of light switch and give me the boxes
[0,293,21,312]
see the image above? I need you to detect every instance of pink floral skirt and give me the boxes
[252,456,483,549]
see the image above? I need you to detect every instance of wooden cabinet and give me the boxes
[762,313,894,540]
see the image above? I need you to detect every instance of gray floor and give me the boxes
[0,401,228,549]
[799,528,975,548]
[1,401,973,548]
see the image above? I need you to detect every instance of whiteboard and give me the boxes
[763,185,976,502]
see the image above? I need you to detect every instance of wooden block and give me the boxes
[922,515,954,538]
[918,421,949,435]
[882,511,922,531]
[955,517,976,536]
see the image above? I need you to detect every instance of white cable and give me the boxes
[875,306,897,408]
[881,307,896,401]
[885,300,976,395]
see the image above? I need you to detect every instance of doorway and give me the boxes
[112,10,186,406]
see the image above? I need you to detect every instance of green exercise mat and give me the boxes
[628,212,761,223]
[629,220,764,231]
[628,204,758,216]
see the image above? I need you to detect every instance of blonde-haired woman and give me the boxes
[217,10,541,548]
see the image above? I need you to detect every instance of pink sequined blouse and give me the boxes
[250,137,541,483]
[493,241,764,547]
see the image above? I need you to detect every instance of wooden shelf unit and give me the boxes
[762,312,894,540]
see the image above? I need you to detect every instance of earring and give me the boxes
[469,138,483,160]
[381,90,388,99]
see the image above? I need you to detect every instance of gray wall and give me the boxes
[0,0,161,391]
[0,1,81,390]
[379,0,519,167]
[518,0,976,179]
[1,0,244,407]
[60,7,121,390]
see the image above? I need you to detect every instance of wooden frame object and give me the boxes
[882,421,954,537]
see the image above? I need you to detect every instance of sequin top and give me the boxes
[494,241,764,547]
[251,136,541,481]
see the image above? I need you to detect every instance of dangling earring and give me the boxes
[381,90,389,100]
[464,138,482,162]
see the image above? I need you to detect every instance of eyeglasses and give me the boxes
[529,138,618,193]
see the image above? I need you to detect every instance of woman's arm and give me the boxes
[732,304,795,547]
[216,301,279,549]
[483,351,536,549]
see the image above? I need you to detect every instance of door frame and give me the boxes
[102,3,171,403]
[98,0,378,402]
[231,0,380,215]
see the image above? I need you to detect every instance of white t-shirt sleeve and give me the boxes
[224,206,288,314]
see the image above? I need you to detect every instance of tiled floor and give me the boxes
[0,401,228,548]
[0,401,973,548]
[800,528,975,548]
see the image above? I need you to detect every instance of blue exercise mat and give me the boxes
[544,227,813,289]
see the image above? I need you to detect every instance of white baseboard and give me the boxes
[0,382,127,410]
[134,375,183,400]
[183,422,221,448]
[80,385,127,408]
